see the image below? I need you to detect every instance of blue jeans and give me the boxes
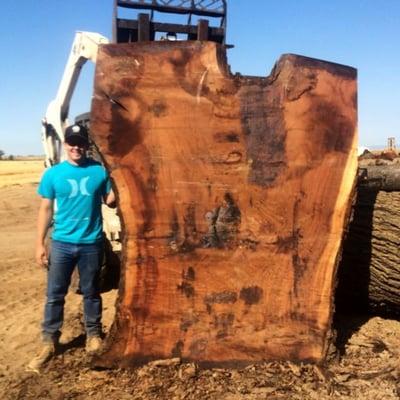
[42,240,103,342]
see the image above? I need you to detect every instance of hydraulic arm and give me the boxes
[41,31,108,167]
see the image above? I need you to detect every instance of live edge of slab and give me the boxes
[90,41,358,367]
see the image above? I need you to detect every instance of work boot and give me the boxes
[86,335,102,354]
[26,342,55,373]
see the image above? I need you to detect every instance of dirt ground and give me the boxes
[1,163,400,399]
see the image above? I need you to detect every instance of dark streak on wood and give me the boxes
[89,41,357,367]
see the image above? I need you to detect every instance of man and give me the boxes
[29,124,115,371]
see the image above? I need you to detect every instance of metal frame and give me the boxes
[116,0,226,18]
[113,0,227,44]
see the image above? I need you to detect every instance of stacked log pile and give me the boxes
[90,41,357,366]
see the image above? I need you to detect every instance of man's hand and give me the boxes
[36,198,53,269]
[36,243,49,268]
[104,189,117,208]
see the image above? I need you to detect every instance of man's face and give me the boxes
[64,137,88,163]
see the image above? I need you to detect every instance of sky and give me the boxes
[0,0,399,155]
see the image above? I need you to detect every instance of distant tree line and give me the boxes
[0,150,15,160]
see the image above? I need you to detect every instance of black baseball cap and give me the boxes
[64,124,89,145]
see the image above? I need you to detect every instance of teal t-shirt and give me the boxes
[38,159,112,244]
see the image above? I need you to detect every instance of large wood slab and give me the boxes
[90,41,357,366]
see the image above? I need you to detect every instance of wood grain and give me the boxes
[337,189,400,315]
[90,41,357,366]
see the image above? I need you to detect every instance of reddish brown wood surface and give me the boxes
[90,41,357,366]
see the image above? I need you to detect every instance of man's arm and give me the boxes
[103,188,116,208]
[36,198,54,267]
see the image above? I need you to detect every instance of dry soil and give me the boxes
[0,162,399,399]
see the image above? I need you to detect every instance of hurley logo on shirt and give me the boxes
[67,177,91,198]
